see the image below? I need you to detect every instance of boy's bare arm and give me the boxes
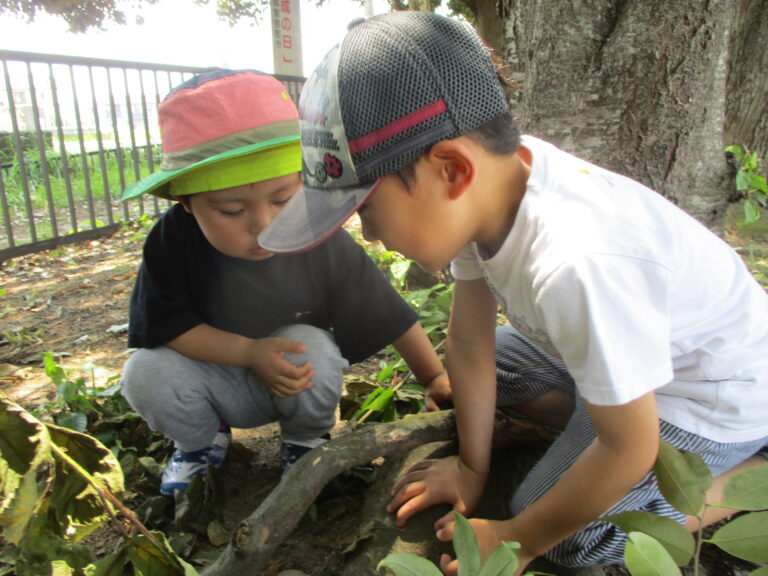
[388,279,498,524]
[446,278,499,478]
[489,392,659,567]
[167,324,314,397]
[391,322,451,410]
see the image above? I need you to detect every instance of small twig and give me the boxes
[354,338,445,428]
[49,440,166,553]
[355,372,406,428]
[95,488,132,539]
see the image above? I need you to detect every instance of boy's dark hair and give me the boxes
[397,112,521,187]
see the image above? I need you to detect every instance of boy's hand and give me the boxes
[387,455,485,527]
[424,371,452,411]
[248,337,315,398]
[435,517,529,576]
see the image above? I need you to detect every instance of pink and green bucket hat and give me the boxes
[121,69,301,201]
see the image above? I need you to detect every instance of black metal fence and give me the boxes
[0,50,305,261]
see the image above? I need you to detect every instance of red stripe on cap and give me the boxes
[348,99,447,155]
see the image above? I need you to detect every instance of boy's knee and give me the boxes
[271,324,348,369]
[121,347,183,408]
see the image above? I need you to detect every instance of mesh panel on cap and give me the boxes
[338,12,508,182]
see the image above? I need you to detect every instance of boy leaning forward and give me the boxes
[259,13,768,575]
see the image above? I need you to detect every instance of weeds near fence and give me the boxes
[1,143,159,245]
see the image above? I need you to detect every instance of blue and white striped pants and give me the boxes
[495,326,768,567]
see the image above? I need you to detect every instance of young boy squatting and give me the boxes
[120,69,451,497]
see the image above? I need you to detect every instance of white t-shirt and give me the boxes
[451,136,768,443]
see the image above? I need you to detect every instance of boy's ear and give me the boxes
[174,195,193,213]
[428,139,475,199]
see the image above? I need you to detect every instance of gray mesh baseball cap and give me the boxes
[259,11,509,253]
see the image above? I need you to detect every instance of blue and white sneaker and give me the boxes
[281,434,329,472]
[160,424,232,496]
[208,424,232,468]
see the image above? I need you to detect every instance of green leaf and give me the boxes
[724,144,743,160]
[745,199,760,224]
[478,541,520,576]
[377,364,395,382]
[55,411,88,433]
[753,173,768,193]
[452,512,481,576]
[601,511,694,566]
[46,422,125,541]
[43,353,67,386]
[354,388,395,421]
[16,511,94,571]
[624,532,682,576]
[706,511,768,563]
[653,439,711,516]
[377,553,443,576]
[83,550,128,576]
[737,170,752,191]
[390,260,412,288]
[126,531,200,575]
[0,398,55,544]
[50,559,76,575]
[716,462,768,511]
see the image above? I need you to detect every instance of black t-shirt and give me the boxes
[128,204,417,364]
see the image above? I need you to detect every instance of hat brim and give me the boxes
[258,180,378,254]
[121,134,301,201]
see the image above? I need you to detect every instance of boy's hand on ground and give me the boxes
[248,338,315,398]
[436,517,522,576]
[386,455,485,527]
[425,372,452,411]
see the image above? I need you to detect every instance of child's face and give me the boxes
[357,164,469,273]
[184,173,301,261]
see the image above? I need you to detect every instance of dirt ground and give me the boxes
[1,212,766,575]
[0,223,140,403]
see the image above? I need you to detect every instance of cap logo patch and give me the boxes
[324,154,343,178]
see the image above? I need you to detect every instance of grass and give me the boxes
[726,204,768,289]
[1,145,160,244]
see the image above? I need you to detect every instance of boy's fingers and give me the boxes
[389,466,430,496]
[394,492,431,526]
[268,369,315,397]
[434,512,455,533]
[439,554,458,576]
[274,337,307,355]
[275,358,313,379]
[388,478,426,511]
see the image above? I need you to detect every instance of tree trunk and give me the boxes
[725,0,768,160]
[503,0,736,234]
[462,0,506,57]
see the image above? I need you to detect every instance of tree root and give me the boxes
[202,409,555,576]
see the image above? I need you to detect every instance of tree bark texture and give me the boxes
[462,0,507,57]
[503,0,736,234]
[725,0,768,160]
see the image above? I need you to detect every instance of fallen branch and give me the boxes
[203,409,555,576]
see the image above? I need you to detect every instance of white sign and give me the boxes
[270,0,303,77]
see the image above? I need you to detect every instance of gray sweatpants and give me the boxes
[121,324,349,452]
[495,325,768,567]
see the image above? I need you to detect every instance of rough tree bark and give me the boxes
[461,0,506,56]
[725,0,768,160]
[503,0,737,234]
